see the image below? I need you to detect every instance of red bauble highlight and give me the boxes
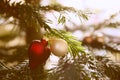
[28,39,50,70]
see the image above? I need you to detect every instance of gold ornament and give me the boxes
[50,39,68,57]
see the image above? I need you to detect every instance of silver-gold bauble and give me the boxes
[50,39,68,57]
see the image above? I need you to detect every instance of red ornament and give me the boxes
[28,39,51,70]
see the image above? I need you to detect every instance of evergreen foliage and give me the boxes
[0,0,120,80]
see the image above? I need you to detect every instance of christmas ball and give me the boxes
[50,39,68,57]
[28,39,51,70]
[95,33,105,43]
[83,36,93,44]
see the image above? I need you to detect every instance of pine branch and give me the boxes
[45,29,85,57]
[93,12,120,30]
[46,54,110,80]
[105,42,120,52]
[96,56,120,80]
[0,61,10,70]
[0,0,89,27]
[0,0,89,45]
[0,52,120,80]
[0,60,31,80]
[39,5,89,21]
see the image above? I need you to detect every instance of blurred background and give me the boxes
[0,0,120,68]
[41,0,120,62]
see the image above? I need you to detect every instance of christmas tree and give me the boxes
[0,0,120,80]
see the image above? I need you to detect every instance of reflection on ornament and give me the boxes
[50,39,68,57]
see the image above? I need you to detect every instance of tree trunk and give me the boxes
[25,26,43,44]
